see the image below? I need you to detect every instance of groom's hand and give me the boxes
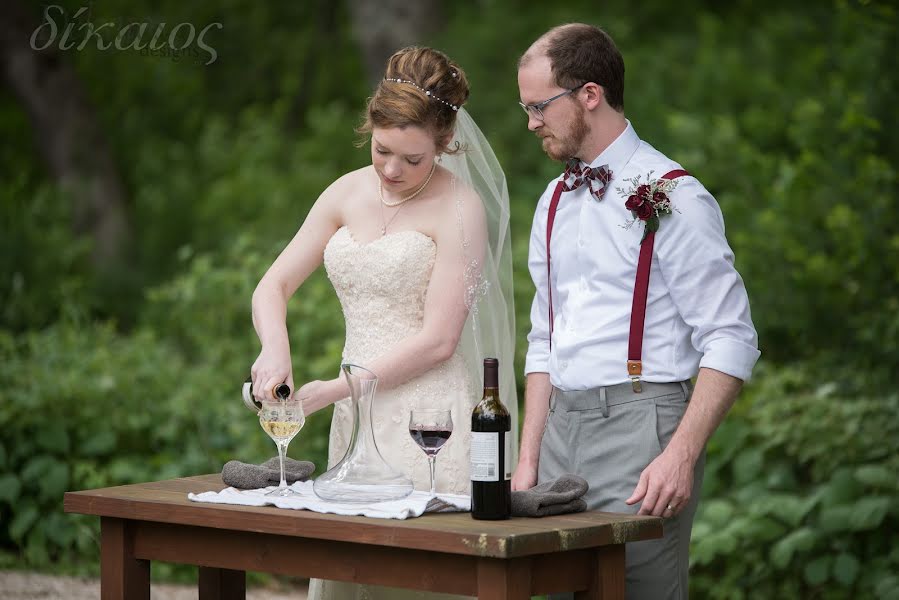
[625,444,694,517]
[511,461,538,491]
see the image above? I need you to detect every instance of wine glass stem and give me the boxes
[427,455,436,496]
[277,441,288,489]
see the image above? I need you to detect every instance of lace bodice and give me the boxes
[322,225,475,498]
[324,226,436,363]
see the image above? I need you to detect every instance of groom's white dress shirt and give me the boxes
[525,121,760,390]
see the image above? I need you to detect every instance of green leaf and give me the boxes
[692,530,737,566]
[0,473,22,505]
[24,527,49,566]
[21,455,56,481]
[732,447,765,486]
[742,516,787,543]
[770,527,817,569]
[764,461,799,491]
[751,493,813,528]
[80,430,117,456]
[9,505,39,542]
[819,468,863,507]
[648,214,660,231]
[818,505,856,534]
[832,552,860,586]
[854,464,896,489]
[20,456,70,501]
[875,575,899,600]
[803,554,831,586]
[692,521,712,540]
[37,461,69,501]
[34,421,70,453]
[701,499,734,527]
[691,536,717,566]
[849,496,890,531]
[42,512,76,548]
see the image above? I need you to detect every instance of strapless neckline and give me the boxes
[337,225,435,250]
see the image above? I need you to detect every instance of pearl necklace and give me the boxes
[378,162,437,207]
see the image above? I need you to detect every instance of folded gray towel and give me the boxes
[511,474,589,517]
[222,457,315,490]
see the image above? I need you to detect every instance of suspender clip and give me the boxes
[629,377,642,393]
[627,360,643,393]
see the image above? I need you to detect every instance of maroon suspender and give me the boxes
[545,180,566,349]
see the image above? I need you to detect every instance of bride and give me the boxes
[250,47,517,599]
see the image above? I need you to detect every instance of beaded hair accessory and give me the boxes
[383,77,460,111]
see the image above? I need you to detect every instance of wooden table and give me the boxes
[64,474,662,599]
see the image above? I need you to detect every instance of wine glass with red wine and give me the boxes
[408,408,453,496]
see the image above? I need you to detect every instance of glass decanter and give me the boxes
[313,364,414,503]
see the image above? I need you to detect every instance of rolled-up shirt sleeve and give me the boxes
[655,178,761,381]
[524,184,554,375]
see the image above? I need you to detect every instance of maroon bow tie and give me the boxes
[562,159,612,202]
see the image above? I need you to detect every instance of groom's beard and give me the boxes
[539,102,590,162]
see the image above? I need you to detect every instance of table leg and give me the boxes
[101,517,150,600]
[574,544,626,600]
[476,556,532,599]
[199,567,246,600]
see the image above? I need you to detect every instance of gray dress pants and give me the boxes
[539,381,705,600]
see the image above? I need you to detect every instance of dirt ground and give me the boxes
[0,571,308,599]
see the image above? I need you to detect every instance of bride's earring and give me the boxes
[436,154,442,165]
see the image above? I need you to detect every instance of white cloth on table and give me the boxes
[188,480,470,520]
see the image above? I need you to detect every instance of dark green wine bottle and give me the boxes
[470,358,511,520]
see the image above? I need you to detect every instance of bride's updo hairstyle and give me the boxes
[357,47,470,153]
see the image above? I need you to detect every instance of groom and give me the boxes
[512,23,760,598]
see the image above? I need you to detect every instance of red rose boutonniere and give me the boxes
[618,171,680,242]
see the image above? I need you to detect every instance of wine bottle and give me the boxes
[470,357,511,520]
[242,376,291,411]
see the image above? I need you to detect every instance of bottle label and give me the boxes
[504,432,512,481]
[470,431,500,482]
[242,379,259,411]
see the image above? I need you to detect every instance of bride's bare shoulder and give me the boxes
[317,166,374,204]
[431,172,486,242]
[326,165,372,192]
[447,176,486,223]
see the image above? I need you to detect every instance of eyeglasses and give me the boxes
[518,83,586,121]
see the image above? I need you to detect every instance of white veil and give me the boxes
[442,108,519,464]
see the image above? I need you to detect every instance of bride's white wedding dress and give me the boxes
[307,225,477,600]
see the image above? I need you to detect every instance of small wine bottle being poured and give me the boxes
[242,376,291,411]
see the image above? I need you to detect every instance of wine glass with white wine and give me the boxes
[258,397,305,497]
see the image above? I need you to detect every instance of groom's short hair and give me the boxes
[520,24,625,112]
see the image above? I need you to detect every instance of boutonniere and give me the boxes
[618,171,680,241]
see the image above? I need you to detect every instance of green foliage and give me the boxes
[0,173,95,331]
[674,3,899,370]
[0,234,343,567]
[1,322,190,568]
[130,102,364,282]
[691,364,899,598]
